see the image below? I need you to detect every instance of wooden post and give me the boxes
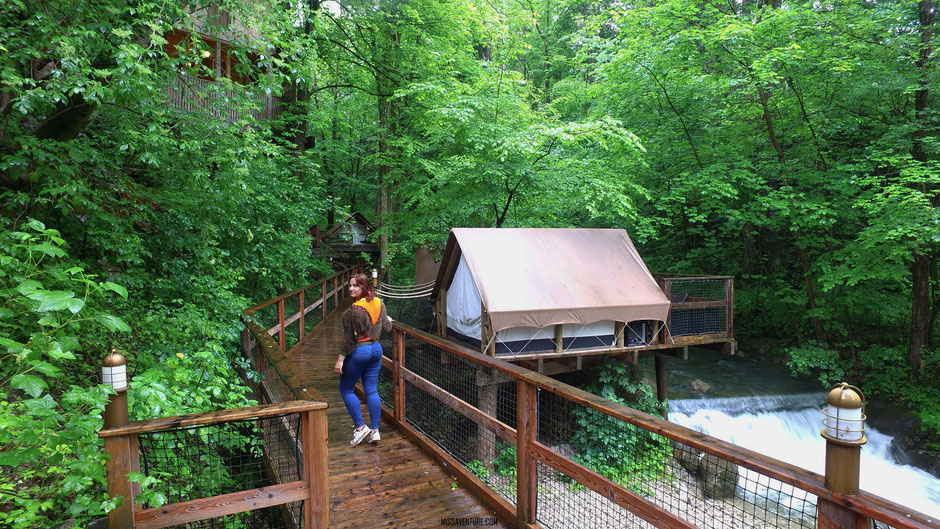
[817,441,868,529]
[277,298,286,352]
[516,380,537,528]
[614,322,625,348]
[302,410,330,529]
[333,275,338,305]
[105,435,135,529]
[663,280,673,343]
[321,282,327,322]
[103,376,134,529]
[654,354,668,405]
[298,290,305,343]
[481,304,495,356]
[476,375,498,467]
[554,324,563,354]
[437,289,448,337]
[393,327,405,423]
[725,278,734,339]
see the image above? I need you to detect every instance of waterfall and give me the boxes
[669,393,940,520]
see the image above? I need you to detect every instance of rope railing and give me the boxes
[374,322,936,529]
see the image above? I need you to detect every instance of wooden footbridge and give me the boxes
[99,267,939,529]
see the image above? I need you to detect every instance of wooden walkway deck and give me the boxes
[285,299,511,529]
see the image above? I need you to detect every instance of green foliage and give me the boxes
[785,342,847,387]
[570,361,671,496]
[0,220,129,529]
[467,459,490,482]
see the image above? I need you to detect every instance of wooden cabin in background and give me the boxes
[164,5,280,122]
[312,213,379,269]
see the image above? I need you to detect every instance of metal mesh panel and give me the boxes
[283,297,299,351]
[259,352,296,404]
[384,296,435,332]
[253,304,278,335]
[303,303,323,336]
[324,289,336,315]
[666,278,728,337]
[138,414,304,528]
[400,335,518,502]
[536,388,818,529]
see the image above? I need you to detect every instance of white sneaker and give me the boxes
[367,429,380,444]
[350,426,370,446]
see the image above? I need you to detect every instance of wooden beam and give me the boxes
[242,267,355,315]
[100,401,326,438]
[516,381,537,528]
[393,328,405,423]
[133,481,310,529]
[105,435,135,529]
[302,410,330,529]
[530,442,695,529]
[554,325,563,354]
[400,368,516,444]
[277,298,286,351]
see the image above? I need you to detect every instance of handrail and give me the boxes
[239,266,360,407]
[242,266,356,316]
[101,400,329,529]
[382,321,937,529]
[242,265,359,355]
[99,400,326,438]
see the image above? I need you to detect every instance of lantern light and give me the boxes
[821,382,866,445]
[102,350,128,391]
[371,268,378,279]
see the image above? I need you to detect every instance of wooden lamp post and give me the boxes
[102,350,135,529]
[818,382,870,529]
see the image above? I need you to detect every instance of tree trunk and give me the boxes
[376,92,390,268]
[908,0,935,375]
[910,253,929,374]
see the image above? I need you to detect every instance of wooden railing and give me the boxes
[242,266,359,355]
[656,275,734,346]
[379,323,936,529]
[167,74,281,123]
[100,401,329,529]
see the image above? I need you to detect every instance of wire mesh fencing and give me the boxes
[535,385,822,529]
[137,413,305,529]
[383,295,435,332]
[664,278,730,337]
[396,334,519,502]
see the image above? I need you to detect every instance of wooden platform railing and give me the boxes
[99,401,329,529]
[240,266,359,405]
[656,275,734,347]
[242,266,360,355]
[379,323,937,529]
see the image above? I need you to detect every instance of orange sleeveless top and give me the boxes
[353,297,382,340]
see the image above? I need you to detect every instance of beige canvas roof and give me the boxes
[431,228,670,333]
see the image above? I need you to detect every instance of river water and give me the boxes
[641,348,940,520]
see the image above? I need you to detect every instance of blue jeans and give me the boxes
[339,341,382,429]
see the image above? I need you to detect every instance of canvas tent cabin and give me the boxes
[429,228,672,357]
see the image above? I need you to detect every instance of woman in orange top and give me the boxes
[334,273,392,445]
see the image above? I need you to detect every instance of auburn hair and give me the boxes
[350,273,374,302]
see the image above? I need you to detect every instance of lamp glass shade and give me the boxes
[102,364,128,390]
[823,405,864,441]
